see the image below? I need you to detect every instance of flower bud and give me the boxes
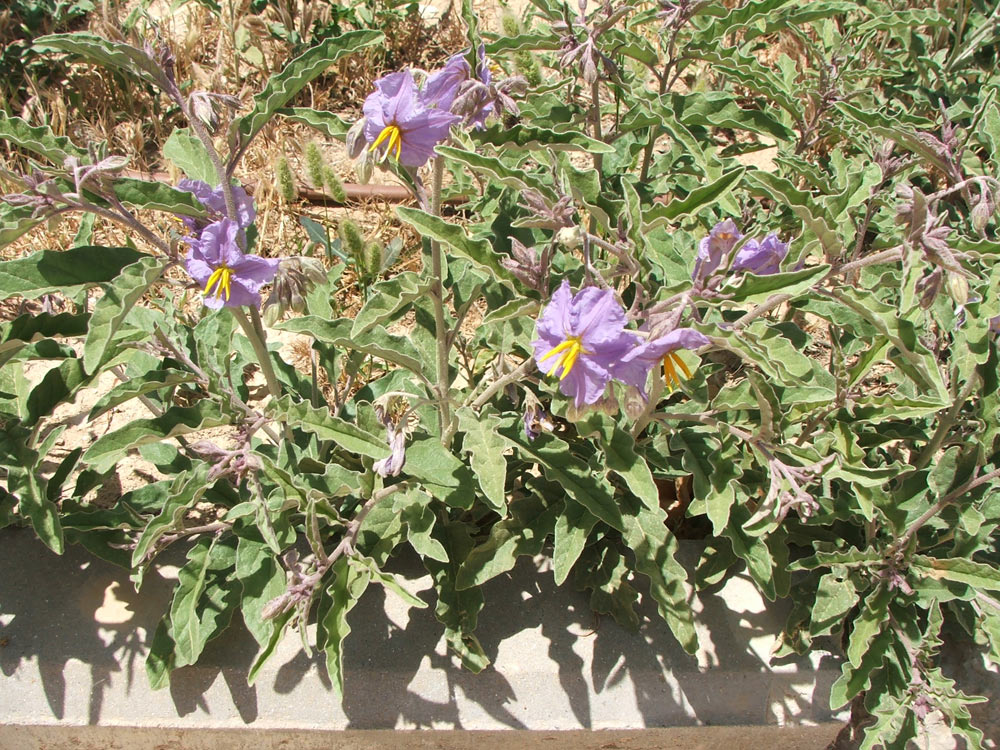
[972,197,993,236]
[346,118,368,160]
[946,271,969,307]
[556,225,583,251]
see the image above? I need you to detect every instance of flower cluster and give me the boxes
[357,49,497,169]
[179,180,279,309]
[533,281,709,409]
[692,219,789,288]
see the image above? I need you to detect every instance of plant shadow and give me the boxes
[0,527,841,730]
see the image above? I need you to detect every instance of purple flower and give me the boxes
[692,219,741,285]
[362,70,461,168]
[532,281,640,408]
[424,47,494,129]
[730,232,789,275]
[185,219,280,309]
[422,54,471,110]
[178,179,256,231]
[614,328,710,397]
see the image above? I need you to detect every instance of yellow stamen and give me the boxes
[538,336,589,380]
[662,351,693,390]
[370,124,403,161]
[204,265,233,301]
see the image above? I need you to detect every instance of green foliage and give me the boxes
[2,5,1000,745]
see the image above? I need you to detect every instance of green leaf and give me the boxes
[277,316,428,379]
[668,91,795,141]
[0,111,87,164]
[396,207,513,281]
[321,556,372,698]
[405,436,480,510]
[552,499,598,586]
[236,30,384,145]
[722,264,830,304]
[24,356,89,426]
[435,145,556,200]
[35,32,169,89]
[0,246,147,300]
[0,204,42,250]
[163,128,217,185]
[746,171,840,256]
[235,536,287,648]
[846,583,893,668]
[501,427,625,532]
[810,572,860,636]
[83,401,228,474]
[397,488,449,562]
[911,556,1000,591]
[351,272,427,336]
[267,395,389,460]
[456,408,508,513]
[169,536,238,666]
[88,369,197,420]
[353,554,427,609]
[83,257,166,373]
[457,492,559,588]
[277,107,353,138]
[643,168,746,227]
[472,123,615,153]
[131,467,213,569]
[110,178,206,216]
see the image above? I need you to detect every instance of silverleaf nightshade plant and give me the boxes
[1,6,999,747]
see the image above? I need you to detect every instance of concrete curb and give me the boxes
[0,527,846,746]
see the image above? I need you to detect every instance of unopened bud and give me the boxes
[556,225,583,250]
[946,271,969,307]
[346,118,367,160]
[972,198,992,236]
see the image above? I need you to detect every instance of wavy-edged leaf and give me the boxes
[501,425,624,532]
[723,264,830,304]
[435,145,556,200]
[35,32,168,89]
[110,178,206,216]
[746,171,840,256]
[89,369,197,420]
[169,536,238,666]
[911,555,1000,591]
[83,401,228,474]
[277,107,353,139]
[456,407,508,513]
[644,168,745,227]
[277,316,428,378]
[0,245,147,300]
[163,128,217,185]
[0,111,87,164]
[236,30,384,144]
[267,395,389,460]
[83,256,166,373]
[397,206,512,281]
[472,123,615,153]
[0,203,42,249]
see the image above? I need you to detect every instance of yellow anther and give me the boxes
[204,265,232,301]
[538,336,589,380]
[370,124,403,161]
[662,351,693,390]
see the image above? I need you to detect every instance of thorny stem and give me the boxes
[69,199,173,257]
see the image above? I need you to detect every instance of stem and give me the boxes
[429,157,452,443]
[468,358,535,411]
[232,308,283,402]
[590,79,604,176]
[154,326,281,445]
[185,110,239,231]
[894,467,1000,552]
[910,374,979,472]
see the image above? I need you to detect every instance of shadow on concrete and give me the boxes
[0,525,840,730]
